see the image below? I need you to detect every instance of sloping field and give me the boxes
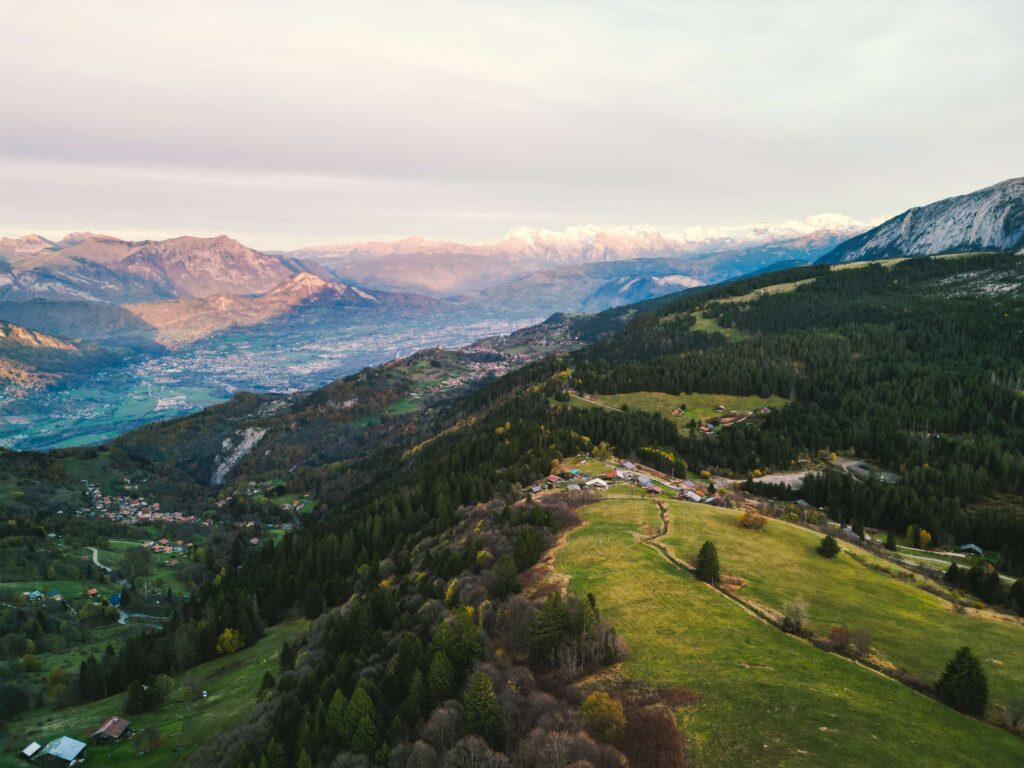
[661,499,1024,710]
[554,498,1024,767]
[0,619,306,768]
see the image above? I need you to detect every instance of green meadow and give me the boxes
[554,498,1024,768]
[661,499,1024,710]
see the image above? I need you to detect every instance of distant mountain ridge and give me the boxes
[291,214,874,296]
[0,233,303,302]
[818,178,1024,264]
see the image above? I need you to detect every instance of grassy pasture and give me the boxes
[0,619,307,768]
[661,500,1024,711]
[571,390,788,428]
[555,498,1024,767]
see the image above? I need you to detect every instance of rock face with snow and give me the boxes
[819,178,1024,264]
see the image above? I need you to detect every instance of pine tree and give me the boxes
[936,646,988,716]
[428,652,454,705]
[303,584,324,620]
[817,534,840,559]
[462,671,504,749]
[326,688,348,739]
[490,554,520,599]
[944,562,961,586]
[696,540,721,584]
[341,681,378,747]
[885,531,896,551]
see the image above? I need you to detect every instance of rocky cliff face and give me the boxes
[819,178,1024,264]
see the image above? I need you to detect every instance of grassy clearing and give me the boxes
[572,390,788,428]
[690,310,744,340]
[555,498,1024,767]
[0,619,307,768]
[661,500,1024,710]
[715,279,816,304]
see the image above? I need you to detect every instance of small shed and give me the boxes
[959,543,984,556]
[20,742,41,761]
[91,714,131,742]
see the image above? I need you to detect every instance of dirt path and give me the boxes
[86,546,113,573]
[569,393,621,412]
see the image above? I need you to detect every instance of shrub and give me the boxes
[825,626,853,654]
[782,599,807,634]
[936,645,988,717]
[850,628,872,658]
[580,691,626,743]
[817,534,840,558]
[695,541,721,584]
[737,511,767,531]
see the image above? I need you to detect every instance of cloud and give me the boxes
[1,0,1022,247]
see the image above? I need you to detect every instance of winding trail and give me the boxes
[86,546,113,573]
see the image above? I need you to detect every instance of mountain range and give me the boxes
[293,213,873,295]
[1,177,1022,411]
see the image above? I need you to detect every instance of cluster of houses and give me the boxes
[21,587,120,606]
[75,480,197,526]
[142,538,188,556]
[529,459,725,506]
[20,716,130,765]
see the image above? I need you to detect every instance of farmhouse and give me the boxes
[584,478,608,489]
[546,474,561,484]
[35,736,86,765]
[959,543,984,556]
[91,715,131,743]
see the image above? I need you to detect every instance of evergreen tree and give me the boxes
[326,688,348,739]
[1008,579,1024,616]
[696,540,721,584]
[428,652,454,705]
[885,531,896,551]
[817,534,840,559]
[303,584,324,620]
[462,671,504,749]
[490,554,520,599]
[341,680,378,748]
[944,562,961,586]
[936,646,988,717]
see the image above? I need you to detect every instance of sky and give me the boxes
[1,0,1022,250]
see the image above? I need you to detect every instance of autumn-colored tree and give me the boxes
[919,528,933,548]
[580,691,626,742]
[215,627,243,655]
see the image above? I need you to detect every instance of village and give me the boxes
[73,478,201,527]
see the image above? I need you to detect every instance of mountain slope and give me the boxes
[123,272,385,347]
[819,178,1024,263]
[0,233,306,302]
[0,320,114,393]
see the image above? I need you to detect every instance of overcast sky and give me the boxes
[1,0,1022,250]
